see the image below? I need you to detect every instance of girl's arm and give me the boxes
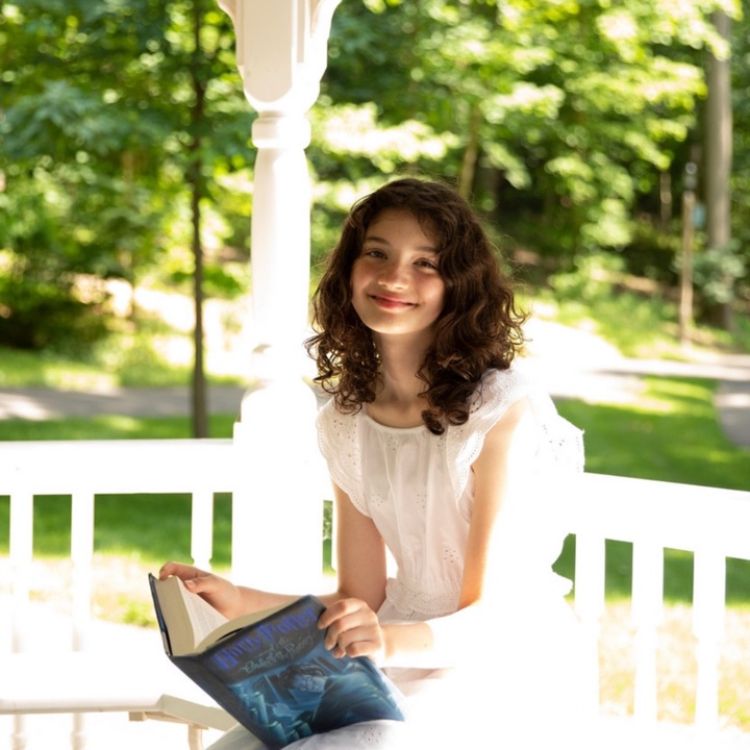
[160,482,388,628]
[320,397,537,668]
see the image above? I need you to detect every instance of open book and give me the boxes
[148,574,404,749]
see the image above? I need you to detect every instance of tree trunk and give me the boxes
[458,104,481,200]
[659,170,672,230]
[679,171,696,345]
[122,150,138,321]
[705,10,734,330]
[190,0,208,438]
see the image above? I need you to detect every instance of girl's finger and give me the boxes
[159,561,208,580]
[318,599,359,628]
[322,610,374,649]
[326,621,382,656]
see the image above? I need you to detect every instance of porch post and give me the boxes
[218,0,340,591]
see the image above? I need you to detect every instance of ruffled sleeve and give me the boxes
[447,366,583,500]
[315,399,369,516]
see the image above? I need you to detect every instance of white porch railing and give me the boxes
[1,438,749,749]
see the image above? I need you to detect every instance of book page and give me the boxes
[154,575,228,655]
[180,581,229,644]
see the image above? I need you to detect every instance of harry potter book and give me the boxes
[148,574,404,749]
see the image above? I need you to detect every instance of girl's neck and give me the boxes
[368,332,432,426]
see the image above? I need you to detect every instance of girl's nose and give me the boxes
[377,260,408,289]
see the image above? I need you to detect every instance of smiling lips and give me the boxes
[368,294,416,310]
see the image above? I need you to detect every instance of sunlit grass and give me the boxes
[556,377,750,490]
[530,287,750,359]
[0,345,117,390]
[0,413,236,441]
[0,332,243,389]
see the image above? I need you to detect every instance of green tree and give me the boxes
[318,0,732,265]
[0,0,253,433]
[0,0,176,348]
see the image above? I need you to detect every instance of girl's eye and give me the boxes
[363,248,386,259]
[416,258,439,271]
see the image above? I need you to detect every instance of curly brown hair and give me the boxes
[306,177,525,435]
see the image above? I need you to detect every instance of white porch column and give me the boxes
[219,0,340,591]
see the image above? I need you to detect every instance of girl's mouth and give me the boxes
[369,295,416,309]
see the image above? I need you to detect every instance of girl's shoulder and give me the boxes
[469,363,536,418]
[315,397,367,511]
[316,395,358,436]
[452,363,583,486]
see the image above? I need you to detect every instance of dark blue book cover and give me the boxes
[148,576,404,749]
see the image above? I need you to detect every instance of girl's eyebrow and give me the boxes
[363,234,438,253]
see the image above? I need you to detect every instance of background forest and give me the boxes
[0,0,748,412]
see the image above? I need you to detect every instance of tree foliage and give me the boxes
[321,0,738,258]
[0,0,252,352]
[0,0,748,356]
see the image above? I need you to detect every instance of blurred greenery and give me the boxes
[0,329,244,389]
[522,251,750,356]
[1,0,748,355]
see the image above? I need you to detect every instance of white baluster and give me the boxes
[191,491,215,571]
[10,492,33,653]
[10,491,33,750]
[70,492,94,652]
[693,547,726,730]
[574,531,605,717]
[70,491,95,750]
[631,539,663,723]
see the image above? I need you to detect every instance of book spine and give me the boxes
[147,573,173,655]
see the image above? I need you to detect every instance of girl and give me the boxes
[162,178,586,748]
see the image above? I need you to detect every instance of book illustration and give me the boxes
[149,575,404,749]
[224,642,402,745]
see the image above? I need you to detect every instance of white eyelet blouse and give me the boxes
[316,365,584,623]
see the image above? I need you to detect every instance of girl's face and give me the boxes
[350,208,445,341]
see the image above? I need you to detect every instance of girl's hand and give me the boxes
[159,561,246,619]
[318,598,387,663]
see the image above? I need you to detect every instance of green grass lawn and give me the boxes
[0,334,243,390]
[0,414,236,441]
[556,377,750,490]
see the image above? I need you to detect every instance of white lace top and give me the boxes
[316,365,583,623]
